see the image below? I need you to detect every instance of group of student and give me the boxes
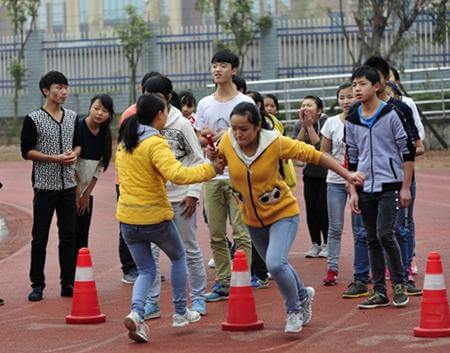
[17,48,424,343]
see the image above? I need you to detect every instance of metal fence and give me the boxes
[0,13,448,95]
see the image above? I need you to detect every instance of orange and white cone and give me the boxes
[222,250,263,331]
[66,248,106,324]
[413,251,450,337]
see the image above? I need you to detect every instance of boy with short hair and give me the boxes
[194,49,253,301]
[20,71,80,301]
[345,65,415,309]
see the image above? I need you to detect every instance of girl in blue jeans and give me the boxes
[206,102,364,334]
[116,94,224,343]
[320,83,370,296]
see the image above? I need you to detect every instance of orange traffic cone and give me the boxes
[413,251,450,337]
[66,248,106,324]
[222,250,263,331]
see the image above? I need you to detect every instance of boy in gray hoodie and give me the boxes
[345,66,415,309]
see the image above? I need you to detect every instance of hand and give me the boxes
[55,151,77,166]
[349,191,361,214]
[180,196,198,219]
[206,145,218,160]
[347,171,365,186]
[299,108,305,122]
[200,128,216,138]
[77,194,90,215]
[212,158,226,175]
[302,111,315,128]
[400,187,411,208]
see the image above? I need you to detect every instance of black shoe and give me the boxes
[406,280,422,296]
[0,298,4,305]
[392,283,409,307]
[28,287,44,302]
[61,285,74,297]
[342,281,369,298]
[358,291,390,309]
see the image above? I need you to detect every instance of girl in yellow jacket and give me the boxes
[206,102,364,334]
[116,94,224,343]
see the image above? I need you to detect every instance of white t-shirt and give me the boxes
[194,92,254,180]
[320,114,346,184]
[402,96,425,141]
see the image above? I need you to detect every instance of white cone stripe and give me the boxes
[423,274,446,290]
[230,271,251,287]
[75,267,94,282]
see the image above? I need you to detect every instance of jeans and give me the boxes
[395,181,416,278]
[30,187,77,289]
[303,176,328,246]
[147,202,207,303]
[248,216,308,313]
[204,179,252,285]
[115,185,137,275]
[121,221,187,317]
[358,190,405,294]
[326,183,369,282]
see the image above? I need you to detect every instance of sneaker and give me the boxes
[318,244,328,258]
[208,258,215,269]
[406,280,422,296]
[322,269,338,286]
[143,302,161,320]
[28,287,44,302]
[411,257,418,275]
[392,284,409,307]
[204,282,229,302]
[358,291,390,309]
[301,287,315,325]
[342,281,369,298]
[251,276,269,289]
[191,298,206,315]
[60,285,74,297]
[284,312,303,333]
[173,308,201,328]
[267,272,272,280]
[124,311,149,343]
[305,243,321,258]
[122,271,138,284]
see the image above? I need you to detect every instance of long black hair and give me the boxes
[246,90,276,130]
[230,101,270,130]
[119,94,166,153]
[88,94,114,171]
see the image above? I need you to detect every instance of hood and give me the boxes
[137,124,159,142]
[229,128,279,167]
[164,105,183,128]
[346,101,393,126]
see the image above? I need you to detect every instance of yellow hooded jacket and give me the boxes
[116,128,216,225]
[218,129,322,227]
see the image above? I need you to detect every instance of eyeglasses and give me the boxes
[259,187,281,204]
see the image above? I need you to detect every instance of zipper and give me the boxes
[246,170,265,227]
[369,127,374,192]
[59,123,65,189]
[389,158,398,179]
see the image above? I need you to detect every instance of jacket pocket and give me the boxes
[389,158,398,179]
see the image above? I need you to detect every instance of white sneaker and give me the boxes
[172,308,201,328]
[208,258,215,268]
[305,243,321,258]
[318,244,328,258]
[124,311,149,343]
[284,312,303,333]
[301,287,315,325]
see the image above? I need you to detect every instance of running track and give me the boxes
[1,161,449,353]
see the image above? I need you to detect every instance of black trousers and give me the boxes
[75,195,93,251]
[30,187,77,289]
[251,243,268,280]
[115,185,137,274]
[303,176,328,246]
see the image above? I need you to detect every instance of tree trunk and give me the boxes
[130,66,137,104]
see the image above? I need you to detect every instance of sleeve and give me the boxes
[151,138,216,184]
[279,135,322,165]
[320,118,332,140]
[344,122,358,171]
[392,111,416,162]
[182,122,206,199]
[72,117,81,148]
[291,121,301,138]
[396,104,419,141]
[405,98,425,140]
[193,100,206,131]
[20,115,37,159]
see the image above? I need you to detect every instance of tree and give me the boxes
[116,5,153,103]
[196,0,273,75]
[1,0,40,121]
[338,0,444,65]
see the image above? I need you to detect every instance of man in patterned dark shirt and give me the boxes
[20,71,81,302]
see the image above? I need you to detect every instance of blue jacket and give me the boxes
[345,103,415,193]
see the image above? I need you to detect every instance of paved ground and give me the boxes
[1,161,450,353]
